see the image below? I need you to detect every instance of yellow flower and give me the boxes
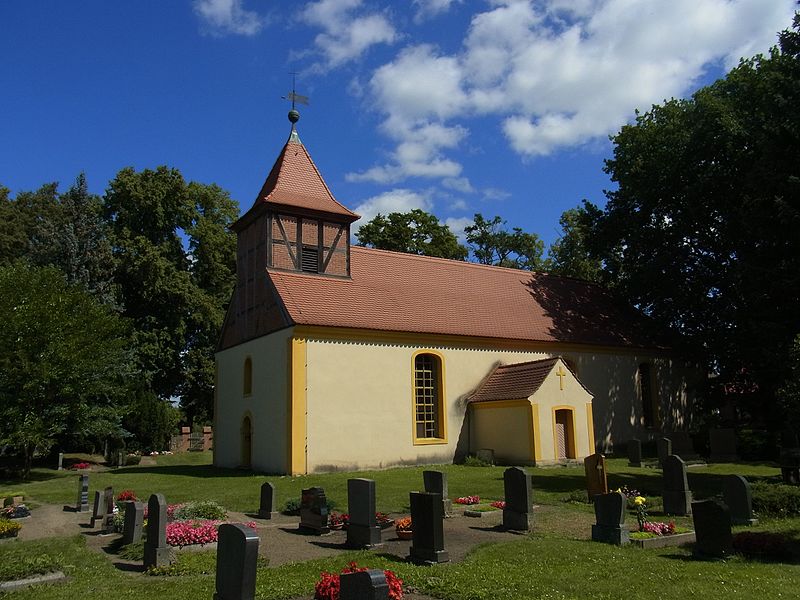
[615,488,622,493]
[634,496,646,506]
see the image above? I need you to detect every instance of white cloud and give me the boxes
[359,0,794,176]
[444,216,474,243]
[193,0,264,36]
[352,189,432,232]
[442,177,474,194]
[301,0,397,68]
[413,0,462,23]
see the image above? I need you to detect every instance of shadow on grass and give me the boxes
[112,464,258,478]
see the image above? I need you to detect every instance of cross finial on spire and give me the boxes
[282,73,309,128]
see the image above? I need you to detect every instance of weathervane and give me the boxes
[282,73,309,126]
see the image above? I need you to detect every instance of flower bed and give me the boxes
[165,520,257,548]
[454,495,480,505]
[1,505,30,519]
[70,462,91,470]
[315,562,402,600]
[0,519,22,539]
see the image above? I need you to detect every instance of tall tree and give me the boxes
[0,263,132,476]
[356,209,468,260]
[591,14,800,424]
[547,202,603,282]
[465,213,546,271]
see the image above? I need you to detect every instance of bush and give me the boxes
[751,482,800,518]
[0,518,21,538]
[464,455,492,467]
[173,500,227,521]
[282,498,301,515]
[125,454,142,466]
[733,531,796,561]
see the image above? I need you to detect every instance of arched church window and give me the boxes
[638,363,658,428]
[243,357,253,397]
[413,352,446,443]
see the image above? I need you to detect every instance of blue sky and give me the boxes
[1,1,795,248]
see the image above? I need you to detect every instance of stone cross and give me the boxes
[657,437,672,467]
[627,439,642,468]
[122,501,144,545]
[591,491,629,545]
[144,493,171,569]
[723,475,757,526]
[692,499,733,558]
[340,569,390,600]
[584,453,608,500]
[422,470,451,517]
[76,474,89,512]
[299,487,330,535]
[502,466,532,531]
[346,478,381,548]
[662,455,692,516]
[555,366,567,390]
[258,482,276,519]
[214,523,260,600]
[408,491,449,564]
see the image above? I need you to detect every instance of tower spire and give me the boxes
[282,73,309,140]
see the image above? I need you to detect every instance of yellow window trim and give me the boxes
[586,402,595,453]
[411,349,448,446]
[287,337,307,475]
[551,405,578,460]
[531,402,542,462]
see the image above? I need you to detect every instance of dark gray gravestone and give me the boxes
[422,470,451,517]
[627,439,642,467]
[299,487,330,534]
[214,523,259,600]
[657,438,672,467]
[144,493,171,569]
[346,478,381,548]
[723,475,757,526]
[692,499,733,559]
[408,491,449,564]
[90,490,105,527]
[102,486,116,534]
[502,466,532,531]
[591,491,629,545]
[340,569,389,600]
[709,428,738,462]
[258,482,276,519]
[663,455,692,516]
[76,474,89,512]
[584,453,608,500]
[122,501,144,545]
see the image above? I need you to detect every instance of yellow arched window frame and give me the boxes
[411,351,448,445]
[243,356,253,397]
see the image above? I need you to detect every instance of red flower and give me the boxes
[314,563,403,600]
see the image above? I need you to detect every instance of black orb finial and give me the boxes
[288,108,300,124]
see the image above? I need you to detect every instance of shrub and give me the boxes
[0,519,22,538]
[463,455,492,467]
[751,482,800,518]
[733,531,795,561]
[118,540,145,561]
[282,498,301,515]
[174,500,227,521]
[124,454,142,466]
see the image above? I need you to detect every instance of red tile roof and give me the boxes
[469,358,560,402]
[267,246,669,350]
[249,133,359,221]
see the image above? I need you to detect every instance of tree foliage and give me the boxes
[588,16,800,423]
[355,209,468,260]
[465,213,546,271]
[547,202,603,282]
[0,263,132,476]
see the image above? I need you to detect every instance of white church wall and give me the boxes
[214,328,292,473]
[471,403,534,465]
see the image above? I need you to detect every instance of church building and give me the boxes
[213,112,698,475]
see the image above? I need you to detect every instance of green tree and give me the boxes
[465,213,546,271]
[0,263,132,477]
[591,14,800,424]
[122,389,182,453]
[355,209,468,260]
[547,202,603,282]
[0,186,30,265]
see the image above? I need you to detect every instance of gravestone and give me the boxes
[422,470,451,517]
[76,474,89,512]
[117,450,126,467]
[723,475,757,526]
[102,486,116,534]
[669,431,700,460]
[662,455,692,516]
[299,487,330,534]
[122,501,144,545]
[627,439,642,468]
[57,452,64,471]
[90,490,106,527]
[709,428,738,462]
[692,499,733,558]
[584,453,608,500]
[591,491,629,545]
[214,523,259,600]
[780,447,800,485]
[340,570,390,600]
[346,478,381,548]
[476,448,495,465]
[408,491,449,564]
[657,438,672,467]
[144,493,171,569]
[502,466,532,531]
[258,482,276,519]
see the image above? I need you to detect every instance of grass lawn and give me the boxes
[1,453,798,599]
